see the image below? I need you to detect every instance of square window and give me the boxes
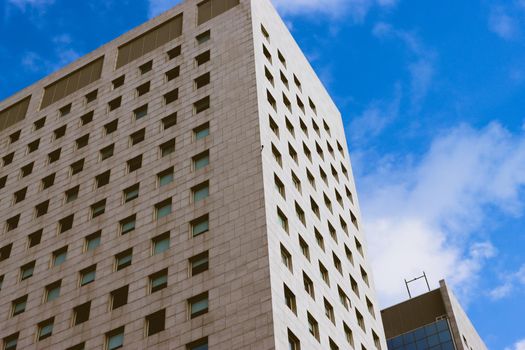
[28,229,43,248]
[158,167,174,187]
[54,125,67,139]
[162,112,177,130]
[11,295,27,316]
[100,144,114,161]
[134,105,148,120]
[3,333,18,350]
[187,338,208,350]
[120,215,136,235]
[155,199,172,220]
[65,186,79,203]
[146,309,166,336]
[189,292,208,318]
[45,281,61,302]
[20,261,35,281]
[194,122,210,140]
[189,251,209,276]
[108,97,122,111]
[115,249,133,271]
[52,247,67,267]
[136,81,150,96]
[0,176,7,189]
[166,66,180,81]
[196,30,210,44]
[192,181,209,202]
[193,151,209,170]
[106,327,124,350]
[130,128,145,145]
[96,170,111,188]
[160,139,176,157]
[149,269,168,293]
[0,244,10,261]
[6,215,20,231]
[14,188,27,203]
[3,152,14,166]
[70,159,84,175]
[85,89,98,104]
[194,96,210,114]
[164,89,179,105]
[80,265,96,286]
[73,301,91,325]
[37,318,54,341]
[195,50,210,66]
[34,117,46,130]
[152,232,170,255]
[59,103,72,117]
[85,231,101,252]
[124,184,140,203]
[194,72,210,89]
[110,285,129,310]
[127,155,142,172]
[139,60,153,74]
[9,130,21,144]
[58,214,75,233]
[167,45,181,59]
[104,119,118,135]
[112,75,125,89]
[36,200,49,220]
[81,111,94,125]
[27,139,39,153]
[41,173,55,190]
[91,199,106,218]
[191,214,209,237]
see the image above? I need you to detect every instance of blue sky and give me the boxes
[1,0,524,349]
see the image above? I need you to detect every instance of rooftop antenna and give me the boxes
[404,272,431,299]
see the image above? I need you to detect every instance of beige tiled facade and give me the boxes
[0,0,386,349]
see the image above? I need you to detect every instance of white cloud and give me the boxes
[488,7,519,40]
[489,264,525,300]
[21,33,80,74]
[148,0,182,18]
[506,339,525,350]
[8,0,54,11]
[358,122,525,306]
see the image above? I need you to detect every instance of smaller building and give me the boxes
[381,280,488,350]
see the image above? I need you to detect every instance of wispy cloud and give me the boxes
[357,122,525,306]
[506,339,525,350]
[489,264,525,300]
[21,33,81,75]
[147,0,182,18]
[7,0,54,11]
[488,6,519,40]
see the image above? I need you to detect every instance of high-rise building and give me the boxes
[381,280,488,350]
[0,0,386,349]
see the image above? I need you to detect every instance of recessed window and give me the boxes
[21,163,34,178]
[329,339,339,350]
[100,144,114,161]
[73,301,91,325]
[194,72,210,89]
[274,174,285,199]
[195,50,210,66]
[283,284,296,314]
[2,152,14,166]
[91,199,106,218]
[54,125,67,139]
[196,30,210,44]
[104,119,118,135]
[108,96,122,111]
[28,229,43,248]
[96,170,111,188]
[123,183,140,203]
[307,313,319,341]
[194,122,210,140]
[164,88,179,104]
[356,309,365,331]
[303,272,315,298]
[149,269,168,293]
[85,89,98,104]
[191,214,209,237]
[350,275,360,297]
[127,155,142,172]
[189,292,209,318]
[288,330,300,350]
[52,246,67,267]
[324,298,335,323]
[193,150,209,170]
[267,90,276,110]
[136,81,150,96]
[333,253,342,274]
[344,323,354,346]
[11,295,27,316]
[13,187,27,203]
[189,251,209,276]
[146,309,166,336]
[120,215,136,235]
[278,50,286,66]
[27,139,40,153]
[67,343,85,350]
[70,159,84,175]
[0,176,7,190]
[0,244,11,262]
[65,186,79,203]
[34,117,46,130]
[269,116,279,137]
[112,75,125,89]
[9,130,21,144]
[37,318,54,341]
[35,200,49,217]
[298,236,310,261]
[158,167,174,187]
[167,45,181,60]
[110,285,129,310]
[59,103,72,117]
[160,138,176,157]
[277,208,288,232]
[162,112,177,130]
[6,214,20,232]
[272,144,281,166]
[139,60,153,74]
[80,111,94,126]
[115,249,133,271]
[3,333,18,350]
[134,104,148,120]
[366,297,375,318]
[187,338,208,350]
[155,198,172,220]
[296,96,304,112]
[85,231,101,252]
[130,128,146,146]
[319,262,329,286]
[166,66,180,81]
[192,181,209,202]
[263,44,272,62]
[40,173,55,190]
[152,232,170,255]
[80,265,96,286]
[295,202,305,225]
[265,67,274,86]
[106,327,124,350]
[261,24,270,39]
[338,287,350,310]
[45,281,61,302]
[20,261,35,281]
[194,96,210,114]
[280,244,292,272]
